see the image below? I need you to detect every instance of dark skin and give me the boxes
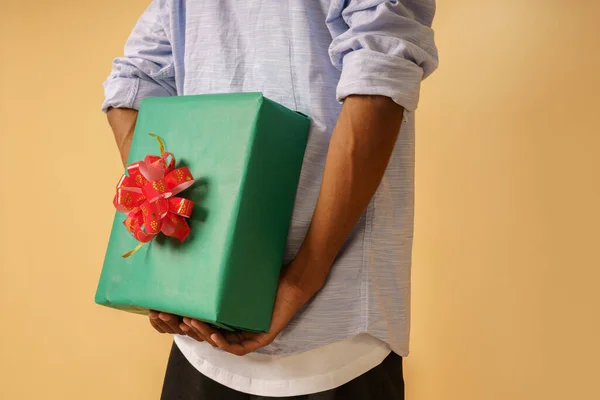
[108,94,404,355]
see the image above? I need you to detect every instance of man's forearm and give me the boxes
[107,107,139,166]
[286,95,404,294]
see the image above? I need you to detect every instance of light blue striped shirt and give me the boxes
[102,0,438,356]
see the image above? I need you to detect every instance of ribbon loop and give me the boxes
[165,167,194,196]
[168,197,193,218]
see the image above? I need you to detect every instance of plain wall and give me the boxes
[1,1,598,399]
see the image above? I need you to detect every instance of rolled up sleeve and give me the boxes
[102,0,176,113]
[328,0,439,112]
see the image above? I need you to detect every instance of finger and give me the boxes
[223,331,246,344]
[211,331,264,356]
[159,313,183,335]
[210,332,248,356]
[180,322,204,342]
[152,316,175,334]
[148,311,170,333]
[189,319,218,347]
[149,317,166,333]
[182,318,208,342]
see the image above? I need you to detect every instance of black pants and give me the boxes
[161,342,404,400]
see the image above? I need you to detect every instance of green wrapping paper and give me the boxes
[95,93,310,332]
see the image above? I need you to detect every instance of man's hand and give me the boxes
[181,269,318,356]
[147,268,316,352]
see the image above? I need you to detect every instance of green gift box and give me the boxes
[95,93,310,332]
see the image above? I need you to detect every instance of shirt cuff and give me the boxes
[336,50,424,112]
[101,77,171,113]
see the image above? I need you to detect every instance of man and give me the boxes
[103,0,438,398]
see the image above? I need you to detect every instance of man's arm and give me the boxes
[288,0,438,294]
[285,95,403,293]
[107,107,138,166]
[283,0,439,296]
[103,0,175,165]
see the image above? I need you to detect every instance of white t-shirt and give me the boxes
[174,333,391,397]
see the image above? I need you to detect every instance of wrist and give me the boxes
[282,254,330,301]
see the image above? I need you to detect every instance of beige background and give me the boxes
[1,0,599,399]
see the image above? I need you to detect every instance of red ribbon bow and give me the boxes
[113,134,195,258]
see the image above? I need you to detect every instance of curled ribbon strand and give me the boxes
[114,134,195,258]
